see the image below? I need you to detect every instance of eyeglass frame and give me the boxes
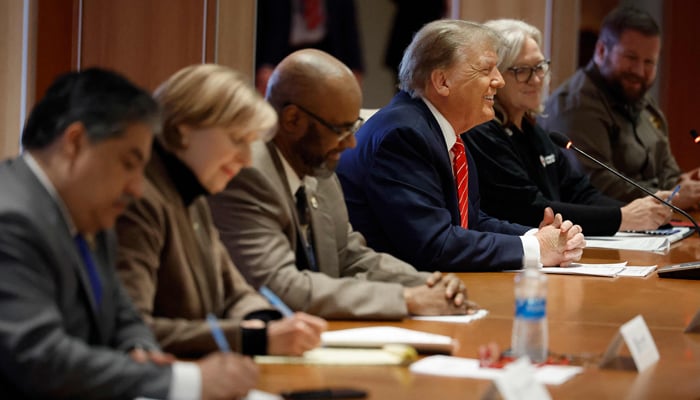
[286,103,364,142]
[507,60,551,83]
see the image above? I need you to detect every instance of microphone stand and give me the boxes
[551,132,700,236]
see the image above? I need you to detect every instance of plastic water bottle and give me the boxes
[511,267,548,363]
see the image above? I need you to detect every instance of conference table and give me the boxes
[256,230,700,399]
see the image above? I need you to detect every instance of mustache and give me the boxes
[620,72,645,85]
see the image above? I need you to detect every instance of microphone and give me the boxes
[548,131,700,236]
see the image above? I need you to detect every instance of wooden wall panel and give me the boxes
[80,0,208,91]
[456,0,578,93]
[35,0,76,101]
[0,0,32,159]
[217,0,257,80]
[661,0,700,172]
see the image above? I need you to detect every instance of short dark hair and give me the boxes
[22,68,160,149]
[599,6,660,49]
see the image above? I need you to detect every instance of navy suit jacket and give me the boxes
[337,91,531,272]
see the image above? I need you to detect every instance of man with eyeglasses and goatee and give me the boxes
[209,49,474,320]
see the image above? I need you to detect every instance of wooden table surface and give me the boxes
[256,231,700,399]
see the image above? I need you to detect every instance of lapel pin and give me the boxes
[310,196,319,209]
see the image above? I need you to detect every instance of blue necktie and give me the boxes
[295,186,318,271]
[75,235,103,309]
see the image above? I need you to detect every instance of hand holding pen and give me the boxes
[667,184,681,203]
[259,285,327,356]
[202,313,260,400]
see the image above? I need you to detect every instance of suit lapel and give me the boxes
[304,177,339,276]
[14,158,107,340]
[146,153,216,314]
[265,142,303,253]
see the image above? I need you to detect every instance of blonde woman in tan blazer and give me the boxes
[115,64,326,359]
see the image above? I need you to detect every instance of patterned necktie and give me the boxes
[452,138,469,228]
[74,234,103,309]
[295,186,318,271]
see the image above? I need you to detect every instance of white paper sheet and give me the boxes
[411,308,489,323]
[321,326,455,353]
[409,355,583,386]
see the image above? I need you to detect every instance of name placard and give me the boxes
[600,315,659,372]
[684,309,700,333]
[493,357,551,400]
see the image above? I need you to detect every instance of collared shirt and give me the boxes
[420,98,541,268]
[23,152,202,400]
[276,145,303,198]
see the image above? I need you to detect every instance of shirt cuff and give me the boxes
[168,361,201,400]
[520,230,542,269]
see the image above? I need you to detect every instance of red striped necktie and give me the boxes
[451,138,469,228]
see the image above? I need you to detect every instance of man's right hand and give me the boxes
[620,195,672,231]
[198,352,259,400]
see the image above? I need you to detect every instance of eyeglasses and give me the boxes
[507,60,551,83]
[288,103,364,142]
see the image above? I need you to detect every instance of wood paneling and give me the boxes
[661,0,700,172]
[35,0,76,101]
[80,0,209,91]
[456,0,579,94]
[217,0,257,80]
[0,0,32,159]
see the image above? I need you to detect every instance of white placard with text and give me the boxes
[601,315,659,372]
[493,357,551,400]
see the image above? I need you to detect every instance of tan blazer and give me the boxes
[208,141,430,320]
[116,151,272,357]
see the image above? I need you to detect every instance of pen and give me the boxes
[667,184,681,202]
[281,388,368,399]
[259,285,294,317]
[206,313,231,352]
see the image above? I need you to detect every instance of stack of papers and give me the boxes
[410,355,583,385]
[255,345,417,366]
[585,227,693,253]
[541,262,657,278]
[321,326,456,354]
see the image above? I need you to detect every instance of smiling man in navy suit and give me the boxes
[337,20,586,272]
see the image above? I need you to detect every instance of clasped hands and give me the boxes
[405,271,476,316]
[537,207,586,267]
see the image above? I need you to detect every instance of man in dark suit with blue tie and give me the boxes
[0,69,258,399]
[337,20,586,272]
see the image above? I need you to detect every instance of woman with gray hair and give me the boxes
[464,19,670,235]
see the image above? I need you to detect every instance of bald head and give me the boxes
[266,49,361,112]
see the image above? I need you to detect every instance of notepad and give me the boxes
[255,345,418,366]
[321,326,456,354]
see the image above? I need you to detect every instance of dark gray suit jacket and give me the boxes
[0,157,172,399]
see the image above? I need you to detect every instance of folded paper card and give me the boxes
[321,326,456,354]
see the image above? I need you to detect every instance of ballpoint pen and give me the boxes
[206,313,231,352]
[667,184,681,203]
[259,285,295,317]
